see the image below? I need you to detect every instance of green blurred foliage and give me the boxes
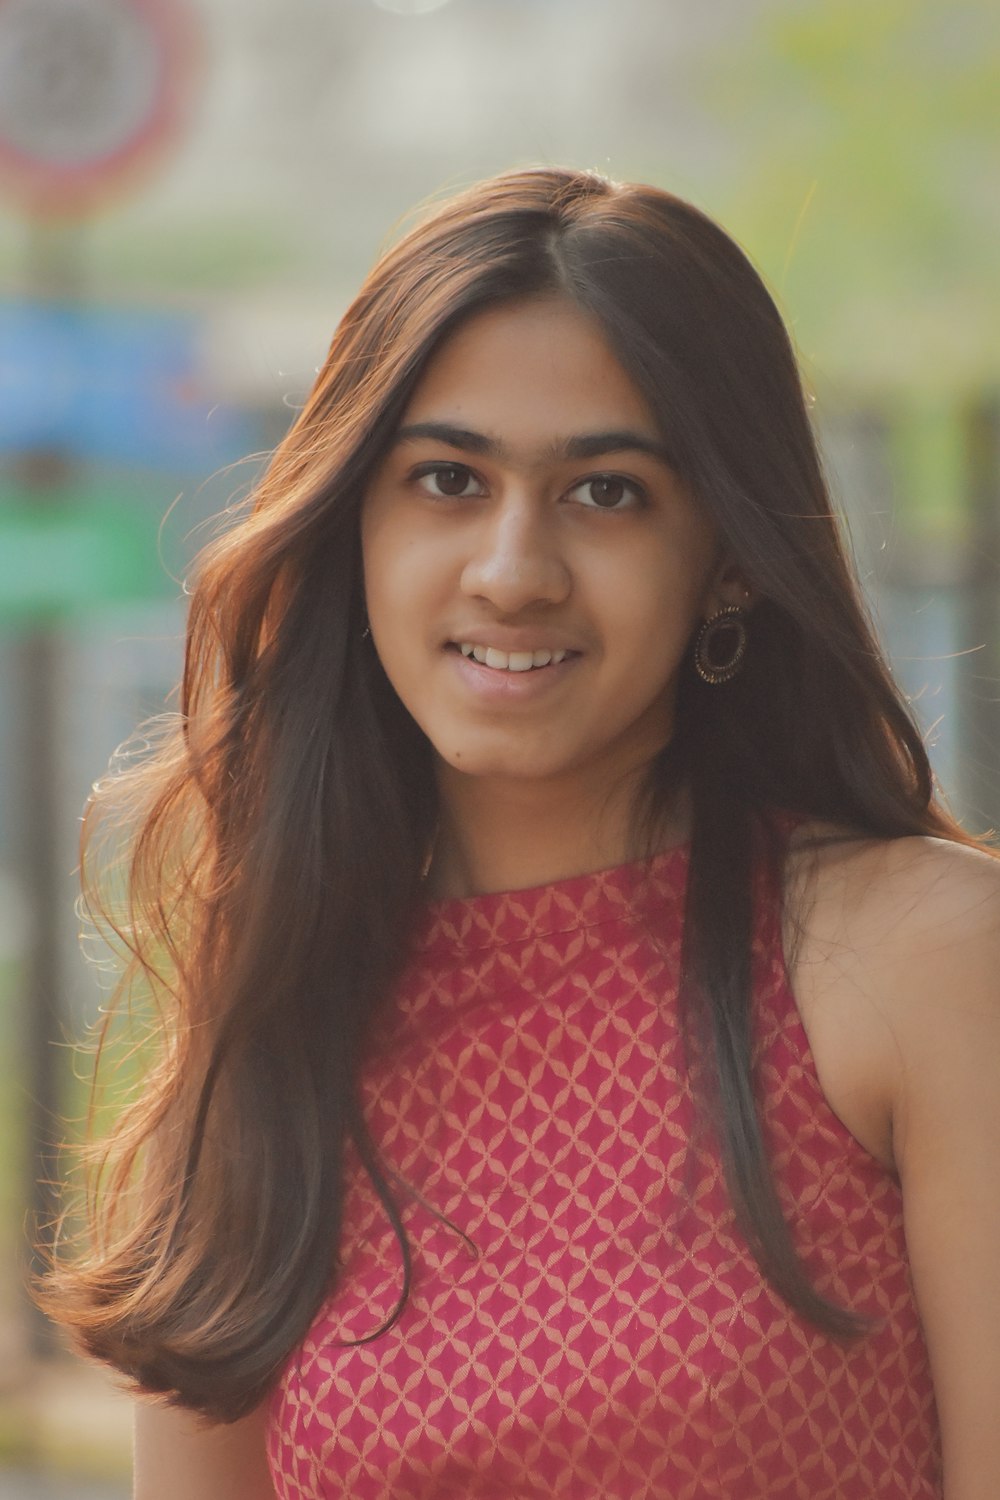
[702,0,1000,396]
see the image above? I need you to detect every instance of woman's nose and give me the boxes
[459,494,571,613]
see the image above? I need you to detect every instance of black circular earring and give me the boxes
[693,605,748,684]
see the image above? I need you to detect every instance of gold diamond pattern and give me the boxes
[267,848,941,1498]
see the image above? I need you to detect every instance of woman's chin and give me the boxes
[433,740,578,787]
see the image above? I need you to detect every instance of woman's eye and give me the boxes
[569,474,646,510]
[414,464,484,499]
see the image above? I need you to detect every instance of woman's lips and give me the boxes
[457,642,570,672]
[444,642,581,699]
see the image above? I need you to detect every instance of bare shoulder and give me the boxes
[786,824,1000,1043]
[133,1394,275,1500]
[786,823,1000,970]
[781,824,1000,1173]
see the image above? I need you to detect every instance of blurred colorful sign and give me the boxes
[0,0,199,218]
[0,300,253,470]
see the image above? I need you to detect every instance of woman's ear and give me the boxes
[702,558,755,617]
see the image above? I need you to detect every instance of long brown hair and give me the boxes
[38,166,972,1420]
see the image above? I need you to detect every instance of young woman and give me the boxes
[41,168,1000,1499]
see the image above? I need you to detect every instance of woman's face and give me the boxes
[361,296,733,793]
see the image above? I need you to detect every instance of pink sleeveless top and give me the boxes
[267,845,942,1499]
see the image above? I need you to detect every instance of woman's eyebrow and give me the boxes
[394,421,673,465]
[564,431,673,464]
[396,421,497,455]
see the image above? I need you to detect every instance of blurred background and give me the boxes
[0,0,997,1493]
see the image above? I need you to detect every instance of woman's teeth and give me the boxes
[457,643,569,672]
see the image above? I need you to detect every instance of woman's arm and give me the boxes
[884,843,1000,1500]
[133,1395,276,1500]
[811,836,1000,1500]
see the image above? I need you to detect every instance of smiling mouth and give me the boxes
[447,642,578,673]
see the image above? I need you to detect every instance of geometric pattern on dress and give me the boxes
[267,846,942,1499]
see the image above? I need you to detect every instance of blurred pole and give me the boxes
[17,221,84,1357]
[960,396,1000,833]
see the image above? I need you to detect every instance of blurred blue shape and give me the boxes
[0,300,253,472]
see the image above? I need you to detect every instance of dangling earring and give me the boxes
[694,605,747,684]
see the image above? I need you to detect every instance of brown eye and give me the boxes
[416,464,482,498]
[569,474,646,510]
[589,477,625,508]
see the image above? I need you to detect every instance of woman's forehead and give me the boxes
[398,296,663,458]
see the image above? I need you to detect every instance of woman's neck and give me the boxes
[425,764,688,899]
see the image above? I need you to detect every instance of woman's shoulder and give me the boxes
[785,820,1000,959]
[781,821,1000,1174]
